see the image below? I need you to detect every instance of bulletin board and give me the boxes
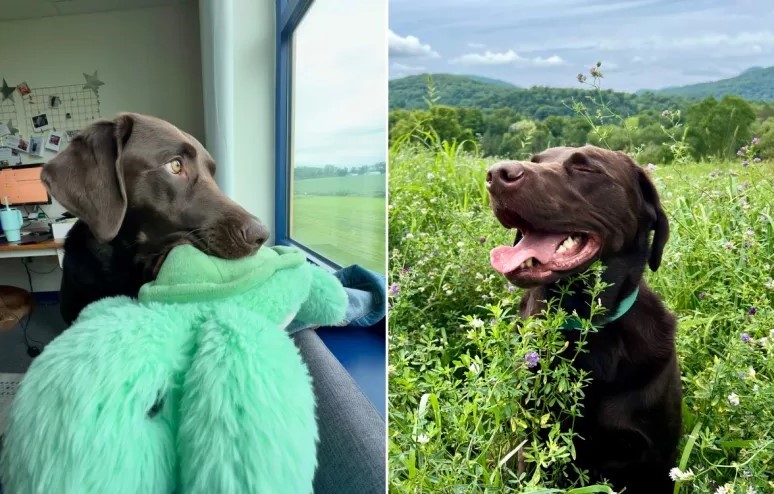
[0,99,19,135]
[22,83,101,133]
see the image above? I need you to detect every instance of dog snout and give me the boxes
[487,162,525,193]
[241,219,269,248]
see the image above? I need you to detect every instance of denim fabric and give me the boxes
[286,265,386,335]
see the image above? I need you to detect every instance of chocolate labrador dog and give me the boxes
[486,145,681,493]
[43,113,269,326]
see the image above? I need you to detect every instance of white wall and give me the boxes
[0,2,204,291]
[199,0,276,242]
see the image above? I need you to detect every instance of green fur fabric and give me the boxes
[0,245,348,494]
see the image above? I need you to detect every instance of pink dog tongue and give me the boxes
[490,232,569,274]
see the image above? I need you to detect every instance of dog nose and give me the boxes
[241,219,269,247]
[487,162,525,192]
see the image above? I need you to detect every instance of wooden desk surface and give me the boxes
[0,239,63,252]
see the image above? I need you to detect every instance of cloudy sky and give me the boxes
[389,0,774,92]
[293,0,386,167]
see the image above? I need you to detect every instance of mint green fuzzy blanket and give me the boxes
[0,245,348,494]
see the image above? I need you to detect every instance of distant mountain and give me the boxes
[466,75,516,87]
[389,73,685,120]
[650,66,774,101]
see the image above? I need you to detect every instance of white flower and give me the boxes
[416,433,429,444]
[715,483,732,494]
[746,488,757,494]
[753,384,760,394]
[728,392,740,406]
[747,367,756,379]
[456,241,465,247]
[405,233,414,240]
[469,362,480,374]
[668,467,695,482]
[426,172,435,179]
[468,318,484,329]
[445,289,453,296]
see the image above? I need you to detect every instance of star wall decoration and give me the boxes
[6,120,18,135]
[1,79,14,102]
[82,70,105,96]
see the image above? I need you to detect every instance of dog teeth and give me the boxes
[519,258,535,269]
[556,236,578,254]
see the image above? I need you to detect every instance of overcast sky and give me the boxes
[389,0,774,92]
[294,0,386,167]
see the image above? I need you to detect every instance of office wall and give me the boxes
[0,2,204,291]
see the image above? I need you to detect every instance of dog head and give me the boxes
[486,145,668,288]
[42,113,269,261]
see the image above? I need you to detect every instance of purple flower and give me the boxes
[744,242,752,248]
[507,285,516,293]
[698,292,706,300]
[748,307,757,316]
[737,149,744,157]
[524,352,540,368]
[577,73,587,83]
[402,267,410,273]
[389,283,400,297]
[478,236,487,244]
[742,160,750,167]
[753,157,761,163]
[741,332,751,343]
[752,137,760,145]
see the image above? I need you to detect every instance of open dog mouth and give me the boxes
[490,229,601,286]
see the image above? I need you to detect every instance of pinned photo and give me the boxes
[29,136,44,157]
[45,131,64,152]
[17,82,31,96]
[32,113,51,132]
[5,135,29,153]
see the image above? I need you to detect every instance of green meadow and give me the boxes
[292,174,385,273]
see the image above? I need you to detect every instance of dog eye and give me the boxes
[165,159,183,175]
[573,165,597,174]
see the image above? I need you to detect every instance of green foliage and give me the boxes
[655,66,774,101]
[684,96,757,160]
[388,139,774,492]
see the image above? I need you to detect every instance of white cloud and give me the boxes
[388,29,440,58]
[450,49,565,66]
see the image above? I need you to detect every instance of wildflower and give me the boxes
[753,156,761,163]
[445,289,453,296]
[728,392,740,406]
[416,433,429,444]
[752,137,760,145]
[737,149,744,157]
[668,467,695,482]
[590,66,602,78]
[469,362,480,375]
[748,307,757,316]
[524,352,540,368]
[389,283,400,297]
[478,236,486,244]
[742,160,750,167]
[507,285,516,293]
[405,233,414,240]
[402,267,410,274]
[456,241,465,248]
[747,367,756,379]
[745,228,754,237]
[577,73,587,83]
[661,110,670,117]
[469,317,484,329]
[426,172,435,179]
[746,487,757,494]
[724,241,734,250]
[698,292,706,300]
[741,332,751,343]
[646,163,657,172]
[715,484,732,494]
[743,242,751,248]
[753,384,760,393]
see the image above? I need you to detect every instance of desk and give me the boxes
[0,239,65,267]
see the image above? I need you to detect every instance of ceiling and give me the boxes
[0,0,193,22]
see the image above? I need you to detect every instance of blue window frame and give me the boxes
[274,0,387,274]
[275,0,323,263]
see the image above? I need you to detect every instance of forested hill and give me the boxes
[652,66,774,101]
[389,73,685,120]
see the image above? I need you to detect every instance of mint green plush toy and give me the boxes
[0,245,348,494]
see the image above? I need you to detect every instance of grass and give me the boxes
[291,174,385,272]
[388,143,774,493]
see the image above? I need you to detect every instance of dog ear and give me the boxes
[635,166,669,271]
[41,114,134,243]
